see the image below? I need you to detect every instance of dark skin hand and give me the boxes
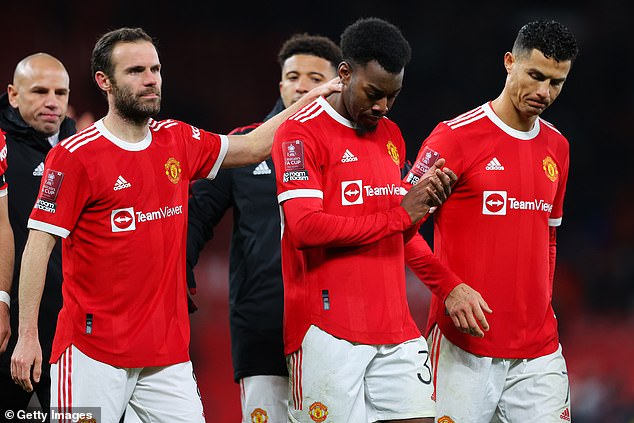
[401,158,457,224]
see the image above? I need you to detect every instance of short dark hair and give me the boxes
[277,33,342,71]
[340,17,411,74]
[91,27,155,80]
[512,20,579,63]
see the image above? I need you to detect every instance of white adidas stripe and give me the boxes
[291,102,321,122]
[445,106,483,126]
[61,126,99,150]
[447,111,487,130]
[297,108,325,123]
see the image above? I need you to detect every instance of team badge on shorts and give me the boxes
[437,416,455,423]
[308,402,328,422]
[250,407,268,423]
[386,140,399,165]
[164,157,182,184]
[542,156,559,182]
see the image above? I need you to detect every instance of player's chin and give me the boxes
[356,118,380,133]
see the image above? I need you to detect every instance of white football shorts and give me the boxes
[429,326,571,423]
[287,325,435,423]
[50,344,205,423]
[240,375,288,423]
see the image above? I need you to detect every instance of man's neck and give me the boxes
[490,94,537,132]
[102,112,149,143]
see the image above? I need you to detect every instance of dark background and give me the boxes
[2,1,632,421]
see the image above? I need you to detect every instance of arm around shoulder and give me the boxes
[222,78,341,168]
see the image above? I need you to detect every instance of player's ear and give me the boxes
[95,71,112,93]
[7,84,19,108]
[338,61,352,86]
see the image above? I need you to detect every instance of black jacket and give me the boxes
[0,93,75,371]
[187,99,287,382]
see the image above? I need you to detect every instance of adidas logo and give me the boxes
[341,149,358,163]
[253,161,272,175]
[559,408,570,421]
[485,157,504,170]
[33,162,45,177]
[113,175,132,191]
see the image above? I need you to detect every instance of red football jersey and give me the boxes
[406,102,569,358]
[0,131,7,195]
[272,97,421,354]
[28,118,227,367]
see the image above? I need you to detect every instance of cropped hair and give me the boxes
[91,27,155,81]
[340,17,411,73]
[512,20,579,63]
[278,33,342,71]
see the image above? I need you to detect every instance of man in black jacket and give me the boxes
[0,53,75,419]
[187,33,341,422]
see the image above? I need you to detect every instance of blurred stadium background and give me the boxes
[2,1,632,421]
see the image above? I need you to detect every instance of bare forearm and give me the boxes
[18,230,56,336]
[223,78,341,168]
[0,224,13,293]
[0,196,13,293]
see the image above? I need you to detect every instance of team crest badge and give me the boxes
[250,408,268,423]
[438,417,456,423]
[309,402,328,422]
[164,157,182,184]
[386,140,399,165]
[542,156,559,182]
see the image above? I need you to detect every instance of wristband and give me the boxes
[0,290,9,308]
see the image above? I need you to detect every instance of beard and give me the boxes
[112,80,161,125]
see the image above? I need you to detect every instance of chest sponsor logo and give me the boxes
[386,140,400,165]
[282,140,305,171]
[164,157,182,184]
[405,147,440,185]
[342,180,405,206]
[483,190,553,215]
[543,156,559,182]
[40,169,64,202]
[342,180,363,205]
[110,204,184,232]
[111,207,136,232]
[482,191,507,215]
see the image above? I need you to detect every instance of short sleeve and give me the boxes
[28,146,91,238]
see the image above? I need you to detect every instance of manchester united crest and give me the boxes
[542,156,559,182]
[386,140,399,165]
[309,402,328,422]
[438,416,456,423]
[164,157,182,184]
[250,408,268,423]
